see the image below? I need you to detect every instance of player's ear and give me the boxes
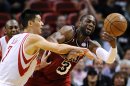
[78,22,81,27]
[28,20,33,26]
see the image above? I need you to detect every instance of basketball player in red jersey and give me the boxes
[0,9,94,86]
[0,19,20,60]
[25,14,117,86]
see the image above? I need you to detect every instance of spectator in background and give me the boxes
[102,60,119,79]
[112,71,128,86]
[71,59,87,86]
[82,67,99,86]
[93,60,112,86]
[124,47,130,60]
[7,0,26,14]
[118,60,130,75]
[0,0,10,13]
[56,15,67,31]
[116,59,130,86]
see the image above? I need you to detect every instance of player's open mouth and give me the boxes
[86,28,92,32]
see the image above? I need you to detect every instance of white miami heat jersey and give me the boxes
[0,36,8,58]
[0,33,39,86]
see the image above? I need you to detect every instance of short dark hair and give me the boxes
[20,9,41,28]
[79,14,88,22]
[79,14,96,22]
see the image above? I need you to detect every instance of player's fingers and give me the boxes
[42,50,47,58]
[104,32,116,40]
[47,62,51,65]
[102,32,113,41]
[45,51,51,58]
[42,51,51,60]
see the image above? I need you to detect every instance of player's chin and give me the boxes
[86,31,91,35]
[39,31,42,35]
[12,33,17,36]
[37,29,42,35]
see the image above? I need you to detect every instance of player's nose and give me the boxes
[41,21,44,26]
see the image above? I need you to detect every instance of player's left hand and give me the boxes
[66,48,96,61]
[101,32,116,48]
[36,51,51,70]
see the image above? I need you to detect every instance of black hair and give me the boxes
[20,9,41,28]
[82,67,99,86]
[79,14,88,22]
[112,71,128,86]
[79,14,96,22]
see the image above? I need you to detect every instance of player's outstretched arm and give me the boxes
[30,34,85,55]
[89,32,117,64]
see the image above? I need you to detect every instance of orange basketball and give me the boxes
[103,13,127,37]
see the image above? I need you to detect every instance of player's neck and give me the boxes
[23,27,34,34]
[77,30,87,42]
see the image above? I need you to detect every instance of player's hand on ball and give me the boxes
[101,32,116,48]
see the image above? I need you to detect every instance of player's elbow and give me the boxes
[106,57,116,64]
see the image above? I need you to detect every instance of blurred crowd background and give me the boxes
[0,0,130,86]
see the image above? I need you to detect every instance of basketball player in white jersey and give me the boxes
[0,9,95,86]
[0,19,20,60]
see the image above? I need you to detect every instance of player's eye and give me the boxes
[9,26,18,29]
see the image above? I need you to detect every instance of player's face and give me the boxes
[79,15,96,36]
[6,20,20,37]
[32,15,44,34]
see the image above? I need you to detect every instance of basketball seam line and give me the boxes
[106,18,125,32]
[105,16,118,32]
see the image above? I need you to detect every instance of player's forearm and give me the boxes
[57,44,82,54]
[96,47,117,64]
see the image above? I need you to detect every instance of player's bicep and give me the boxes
[35,35,59,52]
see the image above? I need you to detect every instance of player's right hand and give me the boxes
[101,32,117,48]
[66,48,87,61]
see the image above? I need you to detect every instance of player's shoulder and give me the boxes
[60,25,73,31]
[27,33,44,42]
